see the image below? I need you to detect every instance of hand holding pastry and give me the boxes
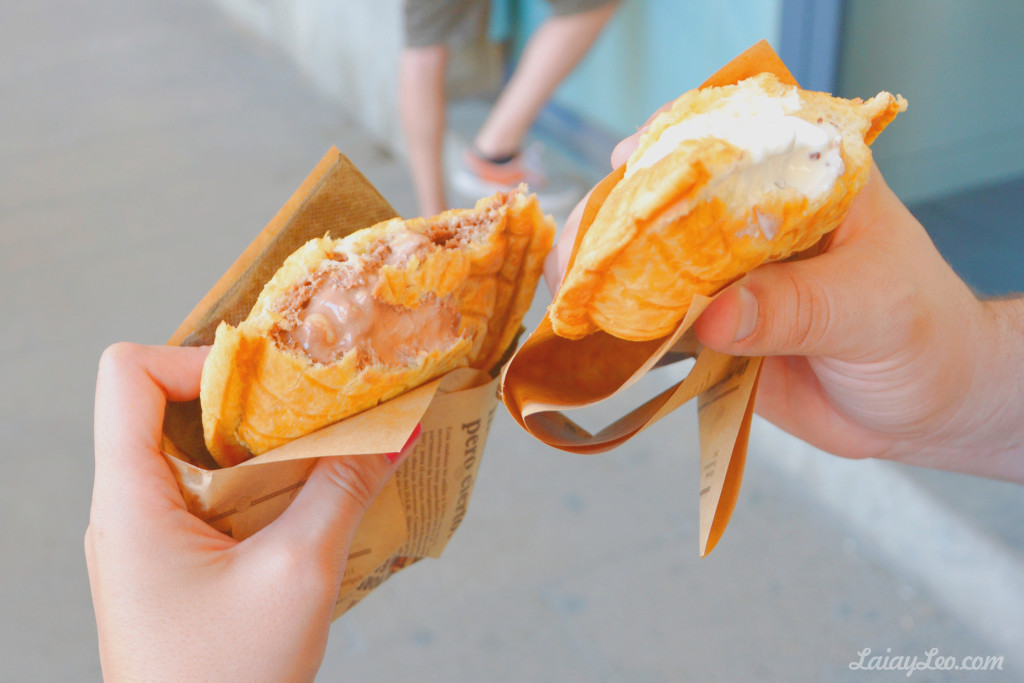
[544,77,1024,482]
[694,166,1024,481]
[86,343,420,682]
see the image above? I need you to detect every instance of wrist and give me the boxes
[959,296,1024,481]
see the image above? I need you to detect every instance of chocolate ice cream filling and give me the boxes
[276,228,463,366]
[289,278,460,365]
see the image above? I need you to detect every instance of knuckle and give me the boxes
[889,276,932,347]
[275,541,317,576]
[782,271,832,352]
[83,525,93,558]
[97,342,138,376]
[266,541,337,595]
[321,456,387,514]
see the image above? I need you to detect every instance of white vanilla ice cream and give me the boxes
[625,88,844,216]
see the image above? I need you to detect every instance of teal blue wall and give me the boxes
[838,0,1024,204]
[501,0,782,136]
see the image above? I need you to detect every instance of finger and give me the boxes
[693,249,899,361]
[255,424,423,575]
[692,165,929,361]
[610,100,673,169]
[544,194,588,295]
[610,132,640,169]
[92,343,210,513]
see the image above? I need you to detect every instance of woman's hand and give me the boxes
[86,343,418,682]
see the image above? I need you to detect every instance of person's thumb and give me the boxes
[252,423,422,574]
[694,255,873,360]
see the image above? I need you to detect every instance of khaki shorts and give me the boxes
[403,0,617,48]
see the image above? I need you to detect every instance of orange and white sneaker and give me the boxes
[452,143,579,209]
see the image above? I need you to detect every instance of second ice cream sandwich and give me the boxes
[549,73,907,341]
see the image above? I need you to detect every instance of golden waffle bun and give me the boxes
[549,73,907,341]
[201,187,554,466]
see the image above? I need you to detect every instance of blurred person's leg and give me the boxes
[400,0,488,216]
[472,0,619,161]
[400,45,449,216]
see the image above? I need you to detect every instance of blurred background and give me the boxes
[2,0,1022,680]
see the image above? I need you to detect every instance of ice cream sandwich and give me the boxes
[549,72,907,341]
[201,187,554,466]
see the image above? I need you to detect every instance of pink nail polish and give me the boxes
[386,423,423,463]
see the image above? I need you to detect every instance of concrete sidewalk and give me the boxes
[2,1,1020,680]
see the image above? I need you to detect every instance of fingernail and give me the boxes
[386,423,423,464]
[734,286,758,342]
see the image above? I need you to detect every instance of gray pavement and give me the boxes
[2,1,1021,681]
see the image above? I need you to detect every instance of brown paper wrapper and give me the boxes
[161,150,500,619]
[502,41,818,556]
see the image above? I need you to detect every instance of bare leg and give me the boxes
[399,45,449,216]
[473,2,619,159]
